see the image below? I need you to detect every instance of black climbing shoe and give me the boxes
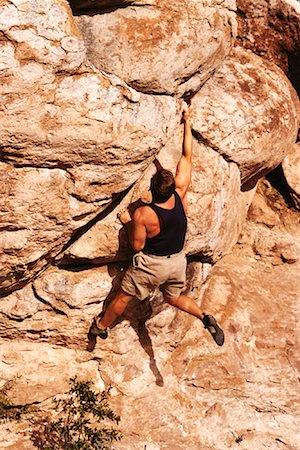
[87,313,108,352]
[202,314,224,346]
[89,314,108,340]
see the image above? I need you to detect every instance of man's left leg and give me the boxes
[164,294,224,346]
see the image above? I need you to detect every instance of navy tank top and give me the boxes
[143,191,187,256]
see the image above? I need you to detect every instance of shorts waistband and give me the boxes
[141,250,185,259]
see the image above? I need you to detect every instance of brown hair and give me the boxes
[150,169,175,203]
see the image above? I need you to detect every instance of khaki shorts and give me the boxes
[121,250,187,301]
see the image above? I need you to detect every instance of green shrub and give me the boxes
[31,377,122,450]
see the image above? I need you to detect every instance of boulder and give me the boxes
[0,1,300,449]
[191,46,300,187]
[74,0,237,95]
[1,237,299,449]
[0,0,180,295]
[0,265,117,345]
[236,0,300,95]
[239,180,300,264]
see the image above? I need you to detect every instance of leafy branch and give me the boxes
[31,377,122,450]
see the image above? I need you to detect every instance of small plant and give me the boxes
[0,379,29,422]
[31,377,122,450]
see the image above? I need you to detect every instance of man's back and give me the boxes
[143,191,187,256]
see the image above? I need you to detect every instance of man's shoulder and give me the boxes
[134,204,153,217]
[133,205,156,224]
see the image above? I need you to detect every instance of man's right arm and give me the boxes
[174,108,192,202]
[118,207,147,252]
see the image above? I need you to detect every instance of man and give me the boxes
[88,108,224,348]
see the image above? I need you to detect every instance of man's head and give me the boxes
[150,169,175,203]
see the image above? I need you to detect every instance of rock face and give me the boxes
[236,0,300,95]
[0,0,179,295]
[74,0,237,95]
[191,46,299,187]
[1,0,300,449]
[1,182,300,450]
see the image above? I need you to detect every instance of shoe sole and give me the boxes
[208,324,224,346]
[203,315,225,346]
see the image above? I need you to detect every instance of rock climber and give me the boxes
[88,107,224,349]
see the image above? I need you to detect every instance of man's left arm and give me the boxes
[118,208,146,252]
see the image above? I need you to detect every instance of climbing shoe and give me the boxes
[89,314,108,340]
[202,314,224,346]
[87,313,108,352]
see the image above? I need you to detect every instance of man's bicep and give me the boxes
[175,155,192,194]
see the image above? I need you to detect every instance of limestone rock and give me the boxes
[282,143,300,209]
[62,126,255,265]
[0,1,300,448]
[236,0,300,95]
[240,181,300,264]
[2,234,299,449]
[0,164,76,295]
[58,186,135,266]
[1,181,300,448]
[191,46,299,187]
[0,341,104,404]
[0,265,118,347]
[0,0,179,295]
[74,0,237,95]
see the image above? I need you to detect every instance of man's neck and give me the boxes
[154,193,175,209]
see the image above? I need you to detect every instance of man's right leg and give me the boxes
[97,288,135,330]
[87,288,135,351]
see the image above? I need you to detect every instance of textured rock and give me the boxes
[0,1,300,449]
[282,143,300,209]
[61,126,255,265]
[191,46,299,186]
[0,341,104,404]
[74,0,237,95]
[0,0,179,295]
[236,0,300,95]
[0,265,117,346]
[0,164,76,294]
[1,188,299,449]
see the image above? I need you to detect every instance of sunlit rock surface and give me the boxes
[236,0,300,96]
[1,182,300,449]
[74,0,237,95]
[0,0,300,449]
[191,46,299,187]
[0,0,179,295]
